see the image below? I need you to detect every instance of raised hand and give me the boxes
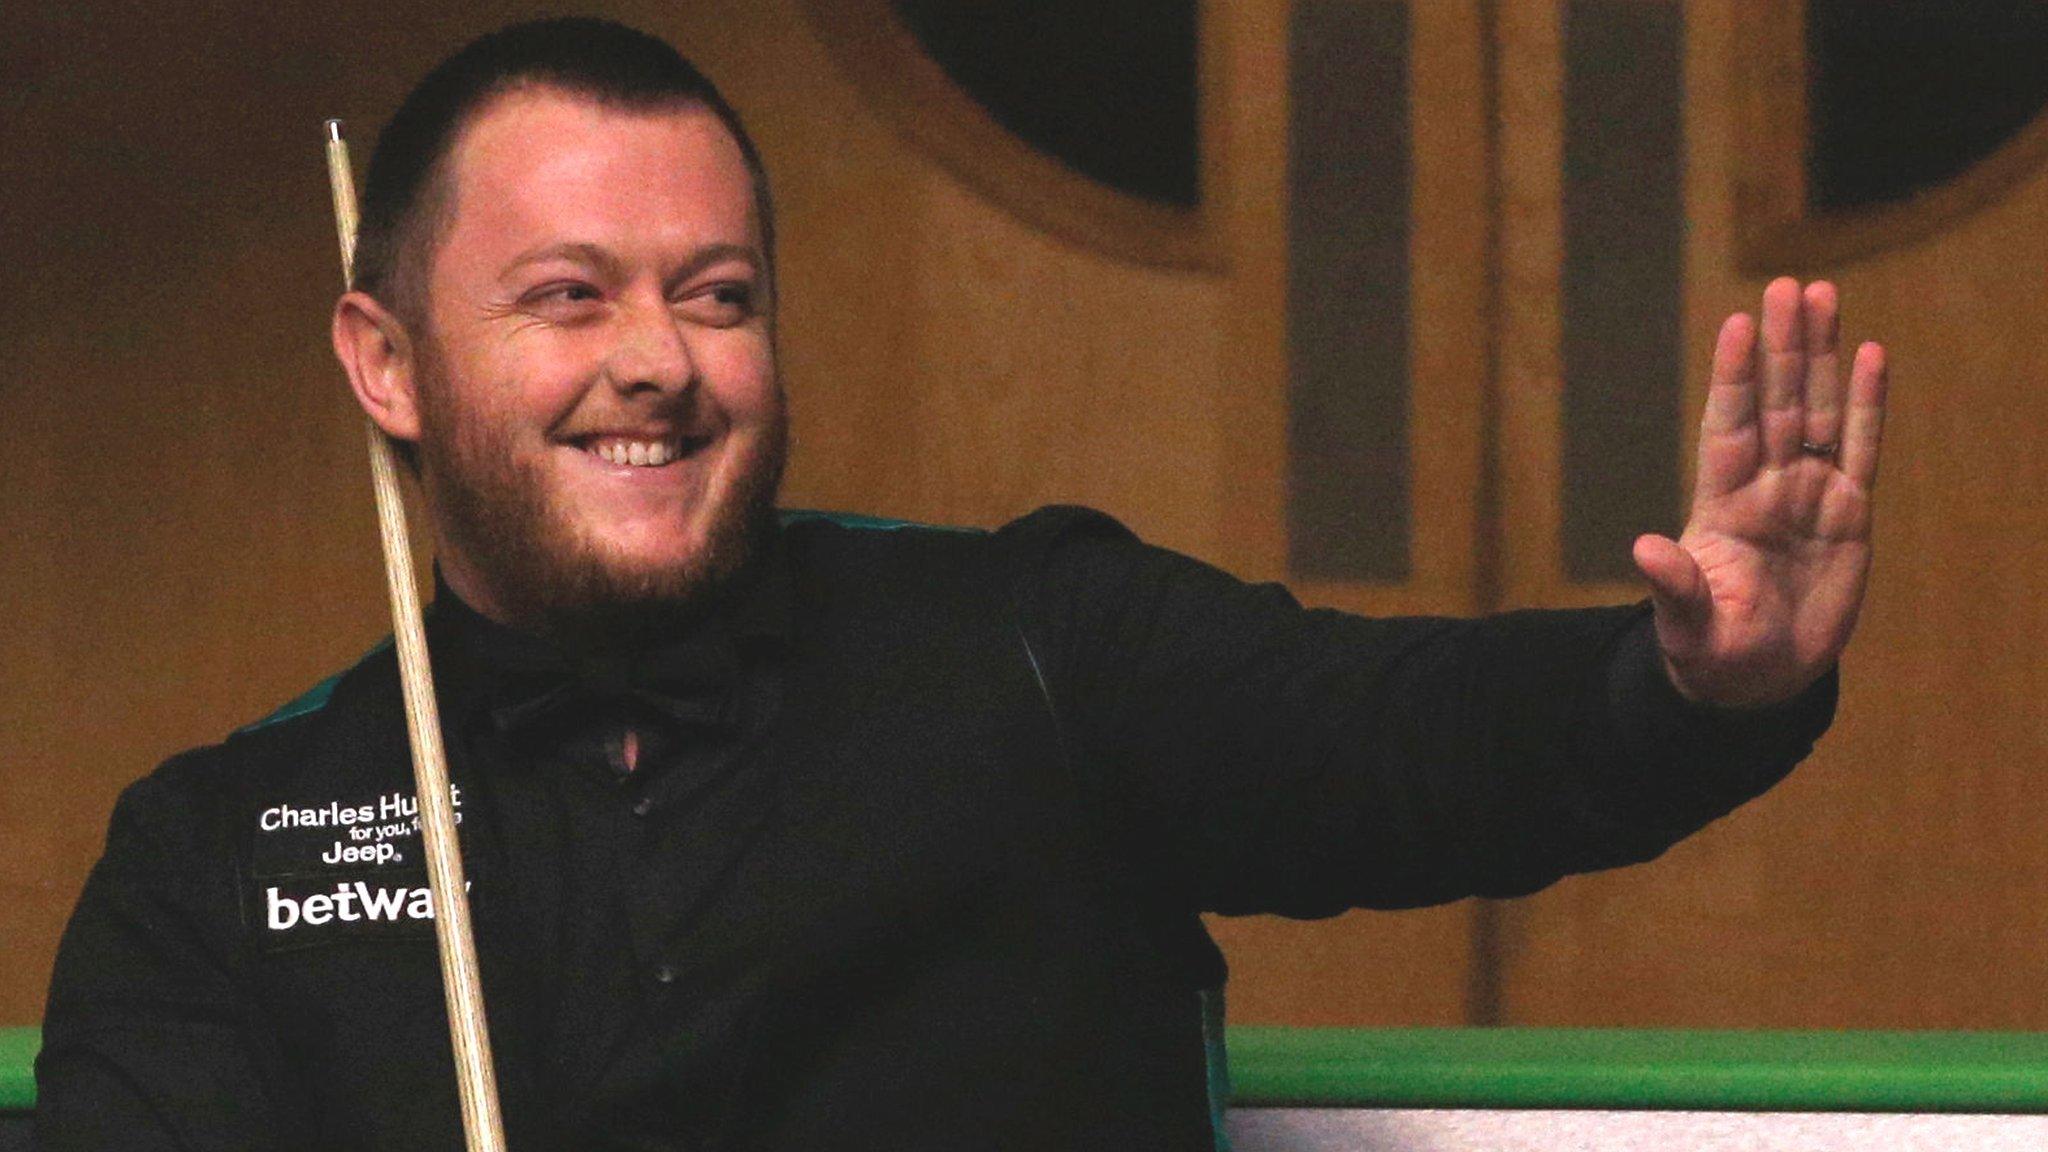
[1631,277,1888,708]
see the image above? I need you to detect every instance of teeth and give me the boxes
[589,438,681,467]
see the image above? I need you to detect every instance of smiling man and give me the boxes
[339,45,786,643]
[37,17,1888,1152]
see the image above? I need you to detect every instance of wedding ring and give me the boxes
[1801,440,1838,458]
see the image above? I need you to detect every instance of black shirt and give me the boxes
[36,507,1837,1151]
[429,558,792,1134]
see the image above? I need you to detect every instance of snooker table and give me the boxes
[8,1024,2048,1148]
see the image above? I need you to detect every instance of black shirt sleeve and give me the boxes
[35,753,286,1152]
[1001,505,1836,918]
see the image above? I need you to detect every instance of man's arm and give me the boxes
[36,755,286,1151]
[1008,511,1833,918]
[1003,279,1879,919]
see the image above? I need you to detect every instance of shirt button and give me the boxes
[632,797,653,818]
[654,965,677,986]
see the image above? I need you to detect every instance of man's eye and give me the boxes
[522,283,602,312]
[679,282,757,325]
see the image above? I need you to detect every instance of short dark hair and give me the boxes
[352,17,773,327]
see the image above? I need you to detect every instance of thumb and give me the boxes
[1633,534,1711,659]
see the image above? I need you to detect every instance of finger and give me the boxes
[1800,280,1843,453]
[1756,276,1807,466]
[1838,341,1888,491]
[1696,312,1761,499]
[1633,534,1711,658]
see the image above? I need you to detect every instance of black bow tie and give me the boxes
[484,639,741,737]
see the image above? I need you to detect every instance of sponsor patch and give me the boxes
[244,783,476,950]
[255,874,472,947]
[250,785,467,876]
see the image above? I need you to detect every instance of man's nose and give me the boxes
[604,297,696,395]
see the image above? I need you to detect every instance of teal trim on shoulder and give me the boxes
[1200,988,1234,1151]
[0,1026,37,1111]
[234,672,343,735]
[1224,1026,2048,1113]
[233,636,393,736]
[777,508,984,535]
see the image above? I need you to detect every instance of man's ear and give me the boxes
[332,291,423,442]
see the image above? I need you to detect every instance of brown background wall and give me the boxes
[3,0,2044,1035]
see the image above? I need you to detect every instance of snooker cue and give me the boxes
[324,119,509,1152]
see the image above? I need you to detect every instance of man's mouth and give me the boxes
[575,434,708,468]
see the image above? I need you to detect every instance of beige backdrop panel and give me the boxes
[1203,0,1488,1026]
[1493,0,2048,1030]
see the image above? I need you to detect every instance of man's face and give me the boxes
[409,87,783,636]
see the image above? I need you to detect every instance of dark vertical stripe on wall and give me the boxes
[1287,1,1411,580]
[1562,0,1685,580]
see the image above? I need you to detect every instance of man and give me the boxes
[36,17,1886,1152]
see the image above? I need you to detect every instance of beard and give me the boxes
[412,348,787,651]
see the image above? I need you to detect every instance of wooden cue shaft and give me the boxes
[324,119,509,1152]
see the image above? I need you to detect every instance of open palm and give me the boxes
[1632,278,1889,708]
